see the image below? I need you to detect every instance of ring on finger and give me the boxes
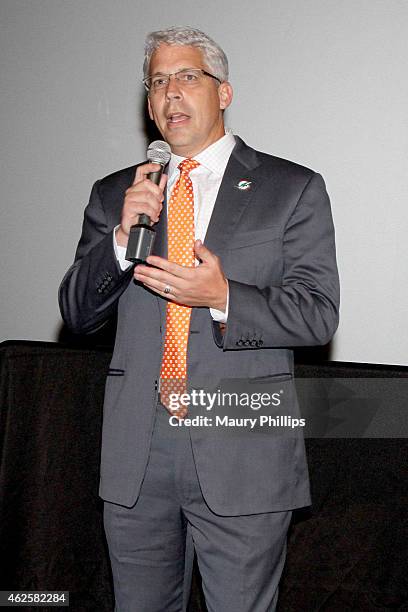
[163,285,172,295]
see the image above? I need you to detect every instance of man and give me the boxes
[59,26,339,612]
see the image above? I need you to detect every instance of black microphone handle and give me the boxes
[147,168,163,186]
[138,213,151,226]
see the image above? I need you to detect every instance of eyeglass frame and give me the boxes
[143,67,222,93]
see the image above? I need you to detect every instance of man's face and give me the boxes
[147,44,233,157]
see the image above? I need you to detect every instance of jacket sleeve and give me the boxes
[58,179,133,334]
[214,173,340,350]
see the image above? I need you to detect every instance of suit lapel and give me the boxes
[203,137,262,255]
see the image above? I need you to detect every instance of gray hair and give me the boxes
[143,26,229,82]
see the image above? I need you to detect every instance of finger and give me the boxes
[133,162,161,185]
[133,267,162,290]
[123,202,162,223]
[194,240,214,263]
[136,278,182,302]
[134,266,182,290]
[134,269,187,300]
[124,189,164,223]
[136,279,162,295]
[146,256,193,278]
[125,193,163,214]
[126,179,165,201]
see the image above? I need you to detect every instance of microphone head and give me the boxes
[147,140,171,166]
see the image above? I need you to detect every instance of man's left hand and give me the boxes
[134,240,228,311]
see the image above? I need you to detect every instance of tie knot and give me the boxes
[178,158,200,175]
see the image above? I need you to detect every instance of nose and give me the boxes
[165,74,182,100]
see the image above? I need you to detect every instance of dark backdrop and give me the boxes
[1,341,407,611]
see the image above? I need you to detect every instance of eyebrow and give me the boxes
[149,67,202,76]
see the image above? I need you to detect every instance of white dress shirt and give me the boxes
[114,130,236,322]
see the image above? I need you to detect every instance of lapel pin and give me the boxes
[236,180,252,191]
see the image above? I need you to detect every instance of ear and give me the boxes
[147,96,154,120]
[218,82,233,111]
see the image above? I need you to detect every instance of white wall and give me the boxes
[1,0,407,365]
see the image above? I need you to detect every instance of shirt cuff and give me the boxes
[113,225,132,272]
[209,281,229,323]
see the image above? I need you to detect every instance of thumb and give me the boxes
[159,173,168,191]
[194,240,212,263]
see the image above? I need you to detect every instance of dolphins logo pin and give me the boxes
[236,180,252,191]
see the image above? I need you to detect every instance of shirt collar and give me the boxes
[167,130,236,180]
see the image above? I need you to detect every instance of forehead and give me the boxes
[149,44,205,74]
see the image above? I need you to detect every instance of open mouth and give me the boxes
[167,113,190,125]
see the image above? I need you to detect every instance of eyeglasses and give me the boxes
[143,68,221,93]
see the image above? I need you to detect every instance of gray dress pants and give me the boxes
[103,403,291,612]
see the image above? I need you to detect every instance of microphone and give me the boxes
[125,140,171,263]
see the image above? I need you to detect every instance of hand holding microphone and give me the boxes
[123,140,171,263]
[116,162,165,244]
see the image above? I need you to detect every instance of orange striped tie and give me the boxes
[160,159,200,417]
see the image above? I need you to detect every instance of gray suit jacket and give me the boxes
[59,136,339,514]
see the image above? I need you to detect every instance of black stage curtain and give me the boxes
[0,342,407,611]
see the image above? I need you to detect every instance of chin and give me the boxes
[166,138,194,156]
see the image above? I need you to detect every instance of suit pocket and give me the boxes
[248,373,293,384]
[228,227,281,250]
[107,368,125,377]
[222,229,283,288]
[104,370,126,420]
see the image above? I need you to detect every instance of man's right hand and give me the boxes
[115,162,168,247]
